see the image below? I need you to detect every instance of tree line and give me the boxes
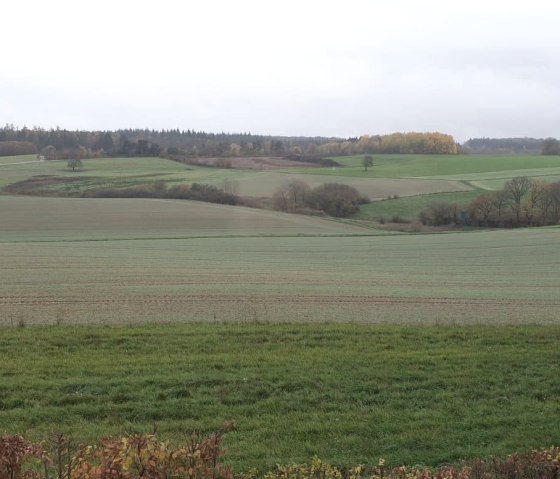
[419,177,560,228]
[462,137,560,155]
[0,125,458,158]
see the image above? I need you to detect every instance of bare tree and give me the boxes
[504,176,532,225]
[490,190,509,224]
[468,194,494,226]
[273,180,311,212]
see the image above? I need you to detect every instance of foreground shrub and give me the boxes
[71,432,231,479]
[0,435,50,479]
[257,449,560,479]
[1,434,558,479]
[259,456,365,479]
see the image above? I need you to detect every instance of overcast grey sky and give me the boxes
[2,0,560,141]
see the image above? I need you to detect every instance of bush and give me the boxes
[419,201,461,226]
[0,141,37,156]
[71,433,231,479]
[1,434,559,479]
[0,435,49,479]
[309,183,367,217]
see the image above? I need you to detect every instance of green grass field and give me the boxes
[0,156,471,199]
[4,155,560,209]
[354,191,483,222]
[1,323,558,471]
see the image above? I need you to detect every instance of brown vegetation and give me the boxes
[1,434,558,479]
[420,177,560,227]
[273,181,368,217]
[0,141,37,156]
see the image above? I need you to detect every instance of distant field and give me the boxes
[9,154,559,203]
[0,154,41,166]
[1,195,559,326]
[355,191,484,222]
[231,171,470,199]
[300,154,560,178]
[0,156,471,199]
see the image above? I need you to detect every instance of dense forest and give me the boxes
[0,125,457,158]
[4,125,558,158]
[461,137,556,155]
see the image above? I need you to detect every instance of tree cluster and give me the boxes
[419,177,560,227]
[1,125,458,160]
[541,138,560,156]
[304,132,457,157]
[0,140,37,156]
[273,181,368,217]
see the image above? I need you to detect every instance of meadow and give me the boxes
[1,323,559,471]
[354,191,483,222]
[1,153,560,472]
[4,154,560,218]
[0,155,470,200]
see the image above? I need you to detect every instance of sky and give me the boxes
[2,0,560,142]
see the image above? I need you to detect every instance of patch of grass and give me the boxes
[0,323,558,471]
[354,190,483,221]
[0,154,38,165]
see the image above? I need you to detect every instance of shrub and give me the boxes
[308,183,367,217]
[419,201,460,226]
[0,435,50,479]
[1,434,559,479]
[71,433,231,479]
[0,141,37,156]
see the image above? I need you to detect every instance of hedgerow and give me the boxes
[1,433,558,479]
